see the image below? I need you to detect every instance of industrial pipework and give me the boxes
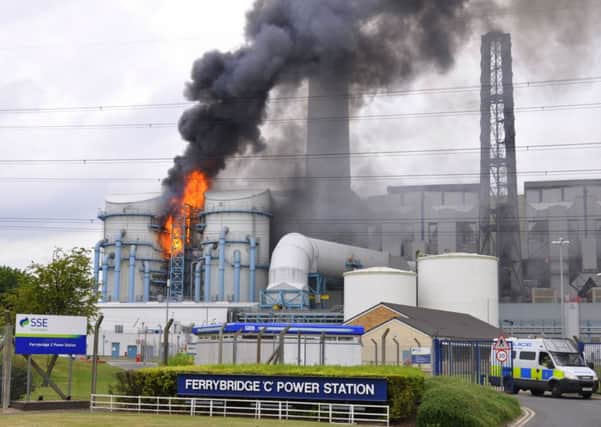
[266,233,391,307]
[93,238,107,291]
[128,244,137,303]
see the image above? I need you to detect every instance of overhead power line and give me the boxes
[0,168,599,183]
[2,75,601,114]
[0,141,599,165]
[5,100,601,130]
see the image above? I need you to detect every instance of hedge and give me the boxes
[113,364,424,421]
[416,377,521,427]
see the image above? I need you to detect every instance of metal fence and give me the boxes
[582,343,601,368]
[433,339,512,391]
[90,394,389,425]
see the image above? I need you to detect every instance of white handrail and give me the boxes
[90,394,389,426]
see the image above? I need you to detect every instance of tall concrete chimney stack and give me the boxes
[306,71,351,199]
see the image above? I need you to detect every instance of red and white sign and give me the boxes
[493,335,510,363]
[496,349,508,363]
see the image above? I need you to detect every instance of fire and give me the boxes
[159,171,210,258]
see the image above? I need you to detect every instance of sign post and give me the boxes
[493,335,511,387]
[15,314,87,355]
[15,314,87,400]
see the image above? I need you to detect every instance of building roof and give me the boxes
[347,302,501,339]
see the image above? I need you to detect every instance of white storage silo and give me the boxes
[99,193,166,303]
[417,253,499,326]
[201,189,271,303]
[343,267,416,321]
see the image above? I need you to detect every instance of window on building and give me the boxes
[427,222,438,253]
[456,222,477,252]
[527,220,549,260]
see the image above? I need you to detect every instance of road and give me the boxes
[517,392,601,427]
[106,359,157,370]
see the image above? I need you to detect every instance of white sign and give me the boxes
[410,347,431,356]
[16,314,87,336]
[15,314,87,355]
[496,350,508,363]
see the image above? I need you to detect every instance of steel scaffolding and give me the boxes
[479,32,523,298]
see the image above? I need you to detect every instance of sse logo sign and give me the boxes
[19,317,48,328]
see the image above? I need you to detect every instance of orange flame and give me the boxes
[159,171,211,258]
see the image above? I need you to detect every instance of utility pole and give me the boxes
[2,310,13,409]
[162,318,174,366]
[91,315,104,396]
[552,238,570,337]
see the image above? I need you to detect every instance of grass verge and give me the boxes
[0,412,323,427]
[416,376,521,427]
[15,356,122,401]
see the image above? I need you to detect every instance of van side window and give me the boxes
[519,351,536,360]
[539,351,554,368]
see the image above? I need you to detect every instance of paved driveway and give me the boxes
[517,392,601,427]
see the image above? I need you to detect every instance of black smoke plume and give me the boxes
[161,0,472,210]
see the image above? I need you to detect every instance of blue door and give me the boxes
[111,342,120,358]
[127,345,137,359]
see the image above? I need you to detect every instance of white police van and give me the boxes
[491,338,598,398]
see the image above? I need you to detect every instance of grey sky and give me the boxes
[1,0,601,268]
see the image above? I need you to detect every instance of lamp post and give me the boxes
[552,237,570,337]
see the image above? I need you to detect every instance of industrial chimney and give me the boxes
[306,70,351,205]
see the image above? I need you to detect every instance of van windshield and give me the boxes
[551,352,586,367]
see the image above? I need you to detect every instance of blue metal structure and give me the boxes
[260,272,327,309]
[433,338,513,391]
[192,322,364,336]
[169,213,186,300]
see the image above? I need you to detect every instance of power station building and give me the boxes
[90,31,601,358]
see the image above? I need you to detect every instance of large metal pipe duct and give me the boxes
[113,237,123,302]
[101,255,109,302]
[218,227,229,301]
[194,261,202,303]
[93,239,107,291]
[249,237,257,302]
[233,250,241,302]
[128,245,137,303]
[204,253,212,302]
[143,261,150,302]
[267,232,390,293]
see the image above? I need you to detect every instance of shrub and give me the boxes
[167,353,194,366]
[416,377,521,427]
[0,363,33,400]
[114,364,424,421]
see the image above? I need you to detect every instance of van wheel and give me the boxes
[531,389,544,397]
[581,393,592,399]
[551,383,562,398]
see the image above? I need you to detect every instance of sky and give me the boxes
[1,0,601,268]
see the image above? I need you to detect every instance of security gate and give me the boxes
[433,339,514,391]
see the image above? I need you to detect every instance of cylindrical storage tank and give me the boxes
[201,189,271,303]
[343,267,416,321]
[101,194,166,303]
[417,253,499,326]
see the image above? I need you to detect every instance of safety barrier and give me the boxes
[90,394,389,425]
[433,339,513,391]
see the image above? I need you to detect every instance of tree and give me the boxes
[0,265,30,295]
[1,247,98,322]
[0,247,99,387]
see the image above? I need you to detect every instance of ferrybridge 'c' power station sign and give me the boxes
[15,314,87,355]
[177,374,387,402]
